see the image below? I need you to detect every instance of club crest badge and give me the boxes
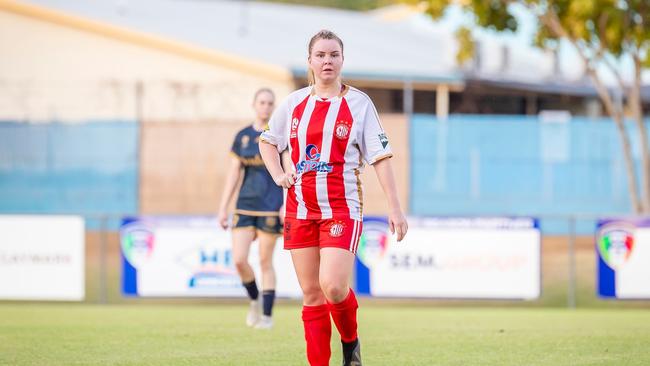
[335,121,351,140]
[241,135,250,149]
[328,221,346,238]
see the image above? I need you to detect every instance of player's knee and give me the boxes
[320,280,348,303]
[259,258,274,273]
[301,283,325,305]
[302,291,325,305]
[234,258,249,273]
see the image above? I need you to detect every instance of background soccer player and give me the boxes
[260,30,408,366]
[217,88,284,330]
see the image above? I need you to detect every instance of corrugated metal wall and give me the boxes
[4,114,648,230]
[409,115,646,216]
[0,121,138,215]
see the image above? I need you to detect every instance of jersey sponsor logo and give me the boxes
[378,133,389,149]
[296,144,332,174]
[306,144,321,160]
[239,154,265,167]
[290,117,299,139]
[334,121,351,140]
[328,221,346,238]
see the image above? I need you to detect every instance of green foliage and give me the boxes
[471,0,518,32]
[424,0,650,64]
[456,26,476,65]
[261,0,648,72]
[533,23,559,50]
[426,0,451,18]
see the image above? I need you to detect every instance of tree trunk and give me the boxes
[539,10,643,213]
[613,112,642,214]
[630,55,650,213]
[588,69,642,214]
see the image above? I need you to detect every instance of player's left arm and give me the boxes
[372,158,408,242]
[360,96,408,241]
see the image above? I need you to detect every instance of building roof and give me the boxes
[7,0,649,99]
[17,0,463,86]
[0,0,293,82]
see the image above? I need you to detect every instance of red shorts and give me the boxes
[283,217,363,254]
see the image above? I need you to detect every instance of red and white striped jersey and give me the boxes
[260,85,393,221]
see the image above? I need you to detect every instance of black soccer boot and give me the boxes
[342,338,362,366]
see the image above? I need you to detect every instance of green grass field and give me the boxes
[1,303,649,366]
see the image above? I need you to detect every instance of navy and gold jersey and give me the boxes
[231,125,283,215]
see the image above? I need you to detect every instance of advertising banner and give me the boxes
[0,215,85,301]
[121,216,301,298]
[597,219,650,299]
[355,217,540,299]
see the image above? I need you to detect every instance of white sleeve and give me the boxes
[360,98,393,165]
[260,97,289,152]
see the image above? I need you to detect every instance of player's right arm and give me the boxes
[260,142,295,189]
[260,96,295,189]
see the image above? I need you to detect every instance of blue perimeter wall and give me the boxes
[0,121,138,229]
[2,115,648,234]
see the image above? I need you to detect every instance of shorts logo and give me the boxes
[329,221,346,238]
[296,144,332,174]
[378,133,389,149]
[290,118,299,139]
[265,216,277,227]
[334,121,351,140]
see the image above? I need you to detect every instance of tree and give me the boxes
[423,0,650,214]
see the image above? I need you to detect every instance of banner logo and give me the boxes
[598,223,635,270]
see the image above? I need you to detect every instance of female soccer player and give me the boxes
[259,30,408,366]
[217,88,284,330]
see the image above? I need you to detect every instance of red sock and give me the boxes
[301,304,331,366]
[328,289,359,343]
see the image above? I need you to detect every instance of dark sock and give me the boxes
[243,280,259,300]
[262,290,275,316]
[342,338,359,364]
